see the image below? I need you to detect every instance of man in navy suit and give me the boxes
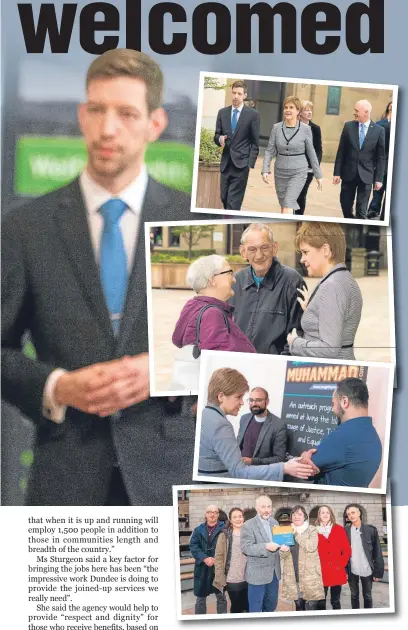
[2,49,205,506]
[214,81,260,210]
[333,100,385,220]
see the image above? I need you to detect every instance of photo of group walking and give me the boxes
[174,485,393,618]
[193,352,392,492]
[146,220,394,395]
[192,73,397,224]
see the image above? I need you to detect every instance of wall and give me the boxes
[186,487,385,531]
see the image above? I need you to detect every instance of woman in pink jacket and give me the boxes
[171,255,255,390]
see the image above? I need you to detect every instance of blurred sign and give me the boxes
[15,136,194,196]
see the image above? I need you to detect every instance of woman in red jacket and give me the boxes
[316,505,351,609]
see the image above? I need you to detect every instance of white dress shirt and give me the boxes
[43,166,149,423]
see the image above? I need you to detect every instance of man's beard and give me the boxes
[251,406,266,416]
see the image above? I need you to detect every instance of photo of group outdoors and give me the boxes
[146,220,394,396]
[192,73,397,224]
[192,351,393,491]
[174,485,393,618]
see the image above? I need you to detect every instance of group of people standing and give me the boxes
[189,495,384,615]
[214,80,391,220]
[171,222,363,391]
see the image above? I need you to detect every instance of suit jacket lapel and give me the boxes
[256,516,271,543]
[253,414,272,456]
[352,121,360,149]
[224,106,233,138]
[362,121,376,147]
[54,178,114,342]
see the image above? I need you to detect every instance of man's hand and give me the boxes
[283,457,318,479]
[265,542,280,552]
[300,449,317,460]
[333,176,341,185]
[242,457,253,465]
[261,173,269,184]
[374,181,383,191]
[373,577,380,582]
[219,135,227,147]
[54,354,150,418]
[280,545,290,552]
[203,557,215,567]
[316,178,323,191]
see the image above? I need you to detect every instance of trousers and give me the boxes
[195,592,227,614]
[348,572,373,608]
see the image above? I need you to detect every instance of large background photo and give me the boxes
[194,73,396,223]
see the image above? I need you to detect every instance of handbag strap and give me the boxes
[307,267,349,308]
[193,304,231,359]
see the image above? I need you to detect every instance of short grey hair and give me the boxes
[241,223,275,245]
[186,255,226,293]
[356,99,372,114]
[255,494,272,507]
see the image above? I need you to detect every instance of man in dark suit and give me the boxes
[214,81,260,210]
[333,100,385,220]
[1,49,205,506]
[237,387,287,465]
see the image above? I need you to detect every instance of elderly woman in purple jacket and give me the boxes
[170,255,255,390]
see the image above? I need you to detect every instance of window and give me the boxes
[170,228,180,247]
[326,86,342,115]
[150,227,163,247]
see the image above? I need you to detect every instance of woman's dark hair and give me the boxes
[381,101,392,119]
[290,505,308,521]
[228,507,244,528]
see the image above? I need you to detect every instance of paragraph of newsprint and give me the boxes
[1,507,180,630]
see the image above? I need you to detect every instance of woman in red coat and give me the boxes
[316,505,351,609]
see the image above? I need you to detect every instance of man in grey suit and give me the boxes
[238,387,287,465]
[214,80,260,210]
[241,494,281,612]
[1,49,206,506]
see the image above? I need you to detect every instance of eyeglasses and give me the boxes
[213,269,233,277]
[245,245,273,256]
[206,511,219,515]
[248,398,266,404]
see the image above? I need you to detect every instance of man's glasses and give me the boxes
[245,245,273,256]
[206,511,219,515]
[213,269,233,277]
[248,398,266,404]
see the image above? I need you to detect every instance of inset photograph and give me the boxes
[145,220,394,396]
[192,72,397,224]
[193,352,393,493]
[174,485,394,618]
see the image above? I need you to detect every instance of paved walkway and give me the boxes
[151,272,393,393]
[181,579,390,615]
[242,159,369,217]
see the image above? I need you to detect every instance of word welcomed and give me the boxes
[18,0,384,55]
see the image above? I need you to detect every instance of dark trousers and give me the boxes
[348,572,373,608]
[368,172,387,220]
[104,467,130,506]
[195,592,227,615]
[248,572,279,612]
[295,172,314,215]
[226,583,248,613]
[324,585,342,609]
[220,159,250,210]
[340,174,372,219]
